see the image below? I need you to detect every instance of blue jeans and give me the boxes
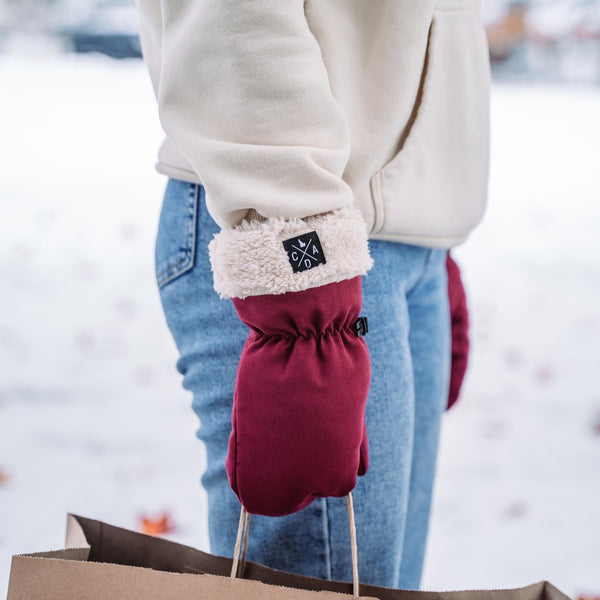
[156,178,451,590]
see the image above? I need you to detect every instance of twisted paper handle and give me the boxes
[230,493,360,597]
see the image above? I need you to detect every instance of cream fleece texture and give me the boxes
[208,207,373,299]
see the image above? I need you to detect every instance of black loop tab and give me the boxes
[354,316,369,337]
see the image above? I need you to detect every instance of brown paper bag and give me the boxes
[7,513,570,600]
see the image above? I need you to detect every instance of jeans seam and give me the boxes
[322,497,333,580]
[156,182,199,288]
[407,248,446,299]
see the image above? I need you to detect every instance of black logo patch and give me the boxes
[282,231,326,273]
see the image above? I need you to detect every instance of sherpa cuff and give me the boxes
[208,207,373,299]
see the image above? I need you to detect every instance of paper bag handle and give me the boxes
[230,493,360,598]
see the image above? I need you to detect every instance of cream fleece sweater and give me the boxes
[135,0,490,297]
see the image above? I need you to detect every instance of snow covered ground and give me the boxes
[0,55,599,599]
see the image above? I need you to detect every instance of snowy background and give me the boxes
[1,2,599,599]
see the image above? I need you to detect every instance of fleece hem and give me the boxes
[208,207,373,299]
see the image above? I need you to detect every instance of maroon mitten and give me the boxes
[209,207,373,516]
[446,252,470,410]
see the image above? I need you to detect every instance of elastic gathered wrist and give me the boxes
[232,276,365,339]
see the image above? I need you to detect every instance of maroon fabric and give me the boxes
[228,276,370,517]
[446,253,470,410]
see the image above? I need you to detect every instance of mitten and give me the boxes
[446,252,470,410]
[209,207,372,517]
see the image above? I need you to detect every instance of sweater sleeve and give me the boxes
[138,0,372,297]
[154,0,355,226]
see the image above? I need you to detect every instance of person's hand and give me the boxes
[209,207,372,516]
[446,253,470,410]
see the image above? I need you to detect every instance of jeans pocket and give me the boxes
[155,179,199,288]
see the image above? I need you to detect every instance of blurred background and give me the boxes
[0,0,598,598]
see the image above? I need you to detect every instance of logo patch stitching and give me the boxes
[282,231,326,273]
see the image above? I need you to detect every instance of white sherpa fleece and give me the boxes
[208,207,373,299]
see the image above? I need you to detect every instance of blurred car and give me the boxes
[59,0,141,59]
